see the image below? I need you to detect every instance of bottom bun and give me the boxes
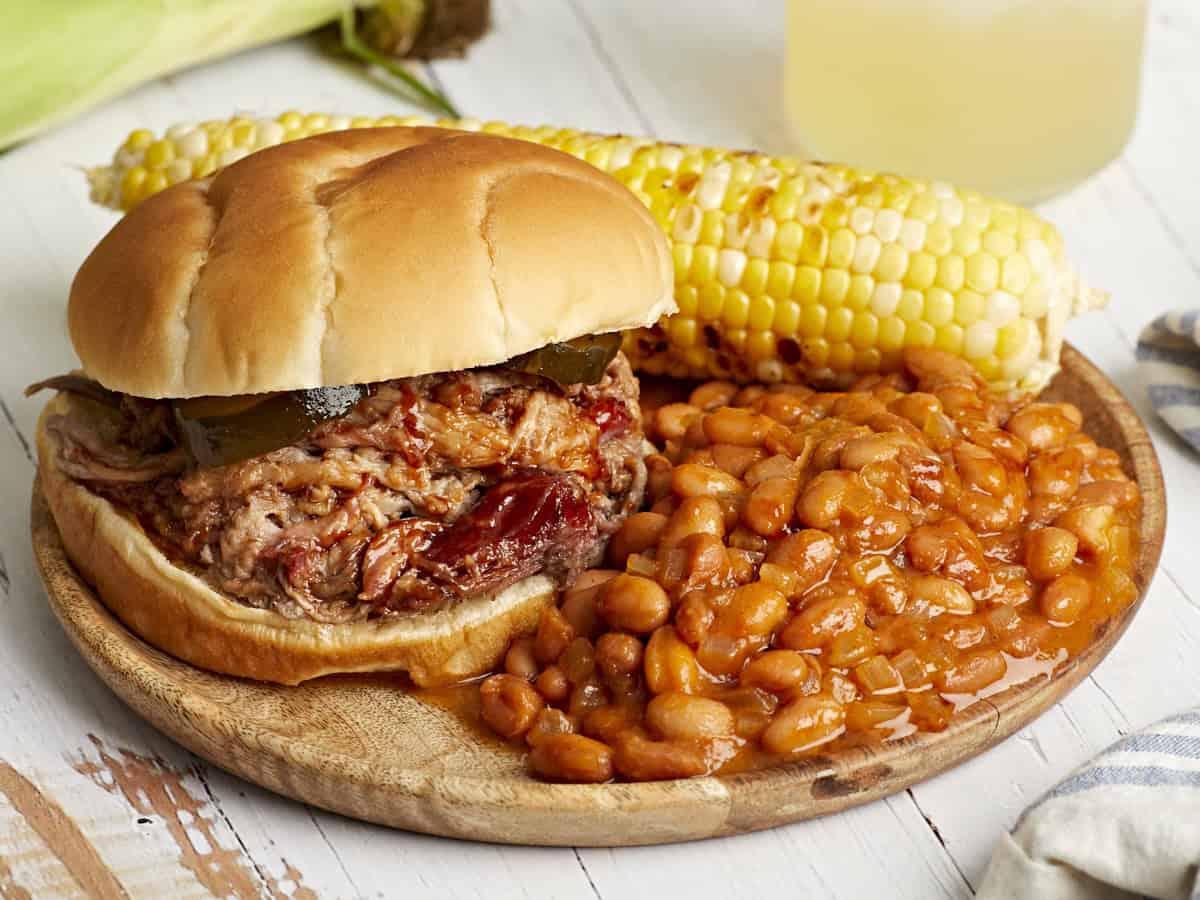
[36,400,555,687]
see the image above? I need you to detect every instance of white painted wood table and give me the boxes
[1,2,1197,897]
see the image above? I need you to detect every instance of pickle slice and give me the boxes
[505,333,622,387]
[25,373,122,408]
[174,385,366,468]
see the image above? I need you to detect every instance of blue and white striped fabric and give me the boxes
[978,709,1200,899]
[1138,310,1200,452]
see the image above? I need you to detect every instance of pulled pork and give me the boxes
[46,356,647,623]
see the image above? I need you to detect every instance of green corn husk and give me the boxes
[0,1,460,151]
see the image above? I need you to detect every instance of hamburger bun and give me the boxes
[68,127,674,398]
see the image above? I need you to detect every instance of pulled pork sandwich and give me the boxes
[33,127,674,686]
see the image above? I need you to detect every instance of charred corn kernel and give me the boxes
[89,115,1109,391]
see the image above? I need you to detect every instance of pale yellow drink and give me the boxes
[785,0,1148,203]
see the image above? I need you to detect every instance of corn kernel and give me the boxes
[907,320,937,347]
[935,323,965,354]
[998,319,1035,359]
[747,330,777,361]
[963,201,991,232]
[966,252,1000,293]
[719,248,747,286]
[191,153,218,178]
[936,255,965,292]
[983,231,1017,257]
[908,192,939,223]
[691,245,718,285]
[852,235,881,274]
[800,304,828,338]
[964,320,998,359]
[955,290,985,326]
[119,166,147,208]
[673,244,693,283]
[855,347,883,372]
[144,139,175,168]
[925,221,953,256]
[669,316,698,348]
[748,294,776,330]
[991,206,1019,235]
[165,159,191,185]
[698,283,726,320]
[851,313,880,348]
[774,221,805,263]
[985,291,1021,327]
[846,275,874,311]
[230,120,256,147]
[925,287,955,325]
[768,185,799,221]
[896,289,924,321]
[699,209,724,245]
[879,316,906,351]
[828,342,856,370]
[799,226,829,266]
[875,244,908,282]
[726,328,748,350]
[974,357,1002,381]
[803,337,830,368]
[1001,255,1032,294]
[1023,281,1050,318]
[904,252,937,290]
[722,290,751,328]
[676,284,699,317]
[794,266,822,304]
[743,258,770,296]
[850,206,875,235]
[822,269,851,306]
[951,226,981,257]
[774,299,801,335]
[827,307,854,342]
[302,113,329,131]
[829,229,856,269]
[766,261,796,299]
[124,129,155,152]
[871,282,902,317]
[821,198,850,230]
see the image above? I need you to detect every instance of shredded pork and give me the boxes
[47,355,646,622]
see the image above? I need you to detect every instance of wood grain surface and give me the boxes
[28,345,1166,848]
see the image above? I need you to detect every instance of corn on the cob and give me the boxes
[87,113,1107,392]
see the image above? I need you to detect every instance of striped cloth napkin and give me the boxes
[977,709,1200,899]
[1137,310,1200,450]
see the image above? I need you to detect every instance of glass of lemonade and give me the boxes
[784,0,1149,203]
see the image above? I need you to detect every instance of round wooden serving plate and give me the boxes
[31,345,1165,847]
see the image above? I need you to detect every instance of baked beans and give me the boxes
[461,347,1141,782]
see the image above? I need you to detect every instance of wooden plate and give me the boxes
[30,345,1165,847]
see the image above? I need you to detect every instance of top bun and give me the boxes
[69,128,674,398]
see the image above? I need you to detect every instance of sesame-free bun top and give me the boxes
[69,127,675,398]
